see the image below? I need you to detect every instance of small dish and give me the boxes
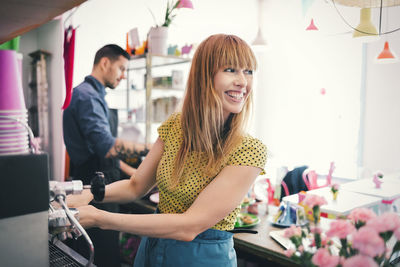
[235,213,260,228]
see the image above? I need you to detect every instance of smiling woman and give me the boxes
[214,67,253,121]
[67,34,267,267]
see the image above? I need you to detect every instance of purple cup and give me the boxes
[0,148,29,155]
[0,128,27,136]
[0,140,29,148]
[0,144,29,151]
[0,136,29,146]
[0,109,27,113]
[0,123,26,131]
[0,50,26,110]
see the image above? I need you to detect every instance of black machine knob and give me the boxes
[90,172,105,202]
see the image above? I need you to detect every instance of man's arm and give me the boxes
[106,138,147,158]
[119,160,137,176]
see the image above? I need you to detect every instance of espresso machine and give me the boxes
[48,179,95,267]
[0,153,103,267]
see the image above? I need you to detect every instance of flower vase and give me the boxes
[332,191,338,201]
[148,26,169,55]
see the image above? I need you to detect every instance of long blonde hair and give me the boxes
[171,34,257,188]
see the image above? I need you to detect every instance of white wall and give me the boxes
[362,6,400,177]
[20,19,65,181]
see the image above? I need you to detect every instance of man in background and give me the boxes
[63,44,145,266]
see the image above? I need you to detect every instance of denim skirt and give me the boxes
[133,228,237,267]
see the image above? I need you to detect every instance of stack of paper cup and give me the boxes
[0,50,30,156]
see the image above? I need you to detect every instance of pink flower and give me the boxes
[298,245,304,253]
[366,212,400,233]
[310,225,322,234]
[352,227,385,257]
[283,225,302,238]
[326,219,355,239]
[311,248,340,267]
[342,255,378,267]
[348,208,376,224]
[331,183,340,193]
[284,248,295,258]
[304,194,327,208]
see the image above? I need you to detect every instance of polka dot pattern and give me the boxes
[156,113,267,230]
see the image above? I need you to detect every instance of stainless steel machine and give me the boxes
[0,154,101,267]
[48,180,95,267]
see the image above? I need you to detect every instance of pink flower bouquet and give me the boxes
[301,194,328,223]
[283,206,400,267]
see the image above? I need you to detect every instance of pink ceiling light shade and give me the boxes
[306,18,318,31]
[177,0,193,9]
[377,41,397,62]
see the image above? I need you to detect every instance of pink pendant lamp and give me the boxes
[306,18,318,31]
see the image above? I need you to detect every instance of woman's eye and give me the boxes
[224,68,235,73]
[244,69,253,75]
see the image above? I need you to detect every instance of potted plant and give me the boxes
[148,0,193,55]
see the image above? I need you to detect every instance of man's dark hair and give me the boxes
[93,44,130,65]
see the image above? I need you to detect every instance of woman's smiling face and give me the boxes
[214,66,253,121]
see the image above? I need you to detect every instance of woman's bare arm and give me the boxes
[78,164,261,241]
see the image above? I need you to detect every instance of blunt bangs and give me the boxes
[212,35,257,73]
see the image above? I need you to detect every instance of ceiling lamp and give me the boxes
[376,41,397,63]
[252,0,267,47]
[333,0,400,8]
[306,18,318,31]
[353,8,378,37]
[332,0,400,38]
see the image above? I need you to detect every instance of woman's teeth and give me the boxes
[226,91,244,100]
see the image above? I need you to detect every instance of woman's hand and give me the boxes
[66,189,93,208]
[77,205,102,228]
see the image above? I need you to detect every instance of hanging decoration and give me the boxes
[252,0,268,47]
[332,0,400,36]
[353,8,378,38]
[62,7,79,110]
[62,26,76,110]
[376,41,397,62]
[306,18,318,31]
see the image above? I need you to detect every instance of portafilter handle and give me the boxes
[49,180,83,202]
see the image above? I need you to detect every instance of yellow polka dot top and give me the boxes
[156,113,267,230]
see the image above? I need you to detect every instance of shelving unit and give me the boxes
[124,54,191,145]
